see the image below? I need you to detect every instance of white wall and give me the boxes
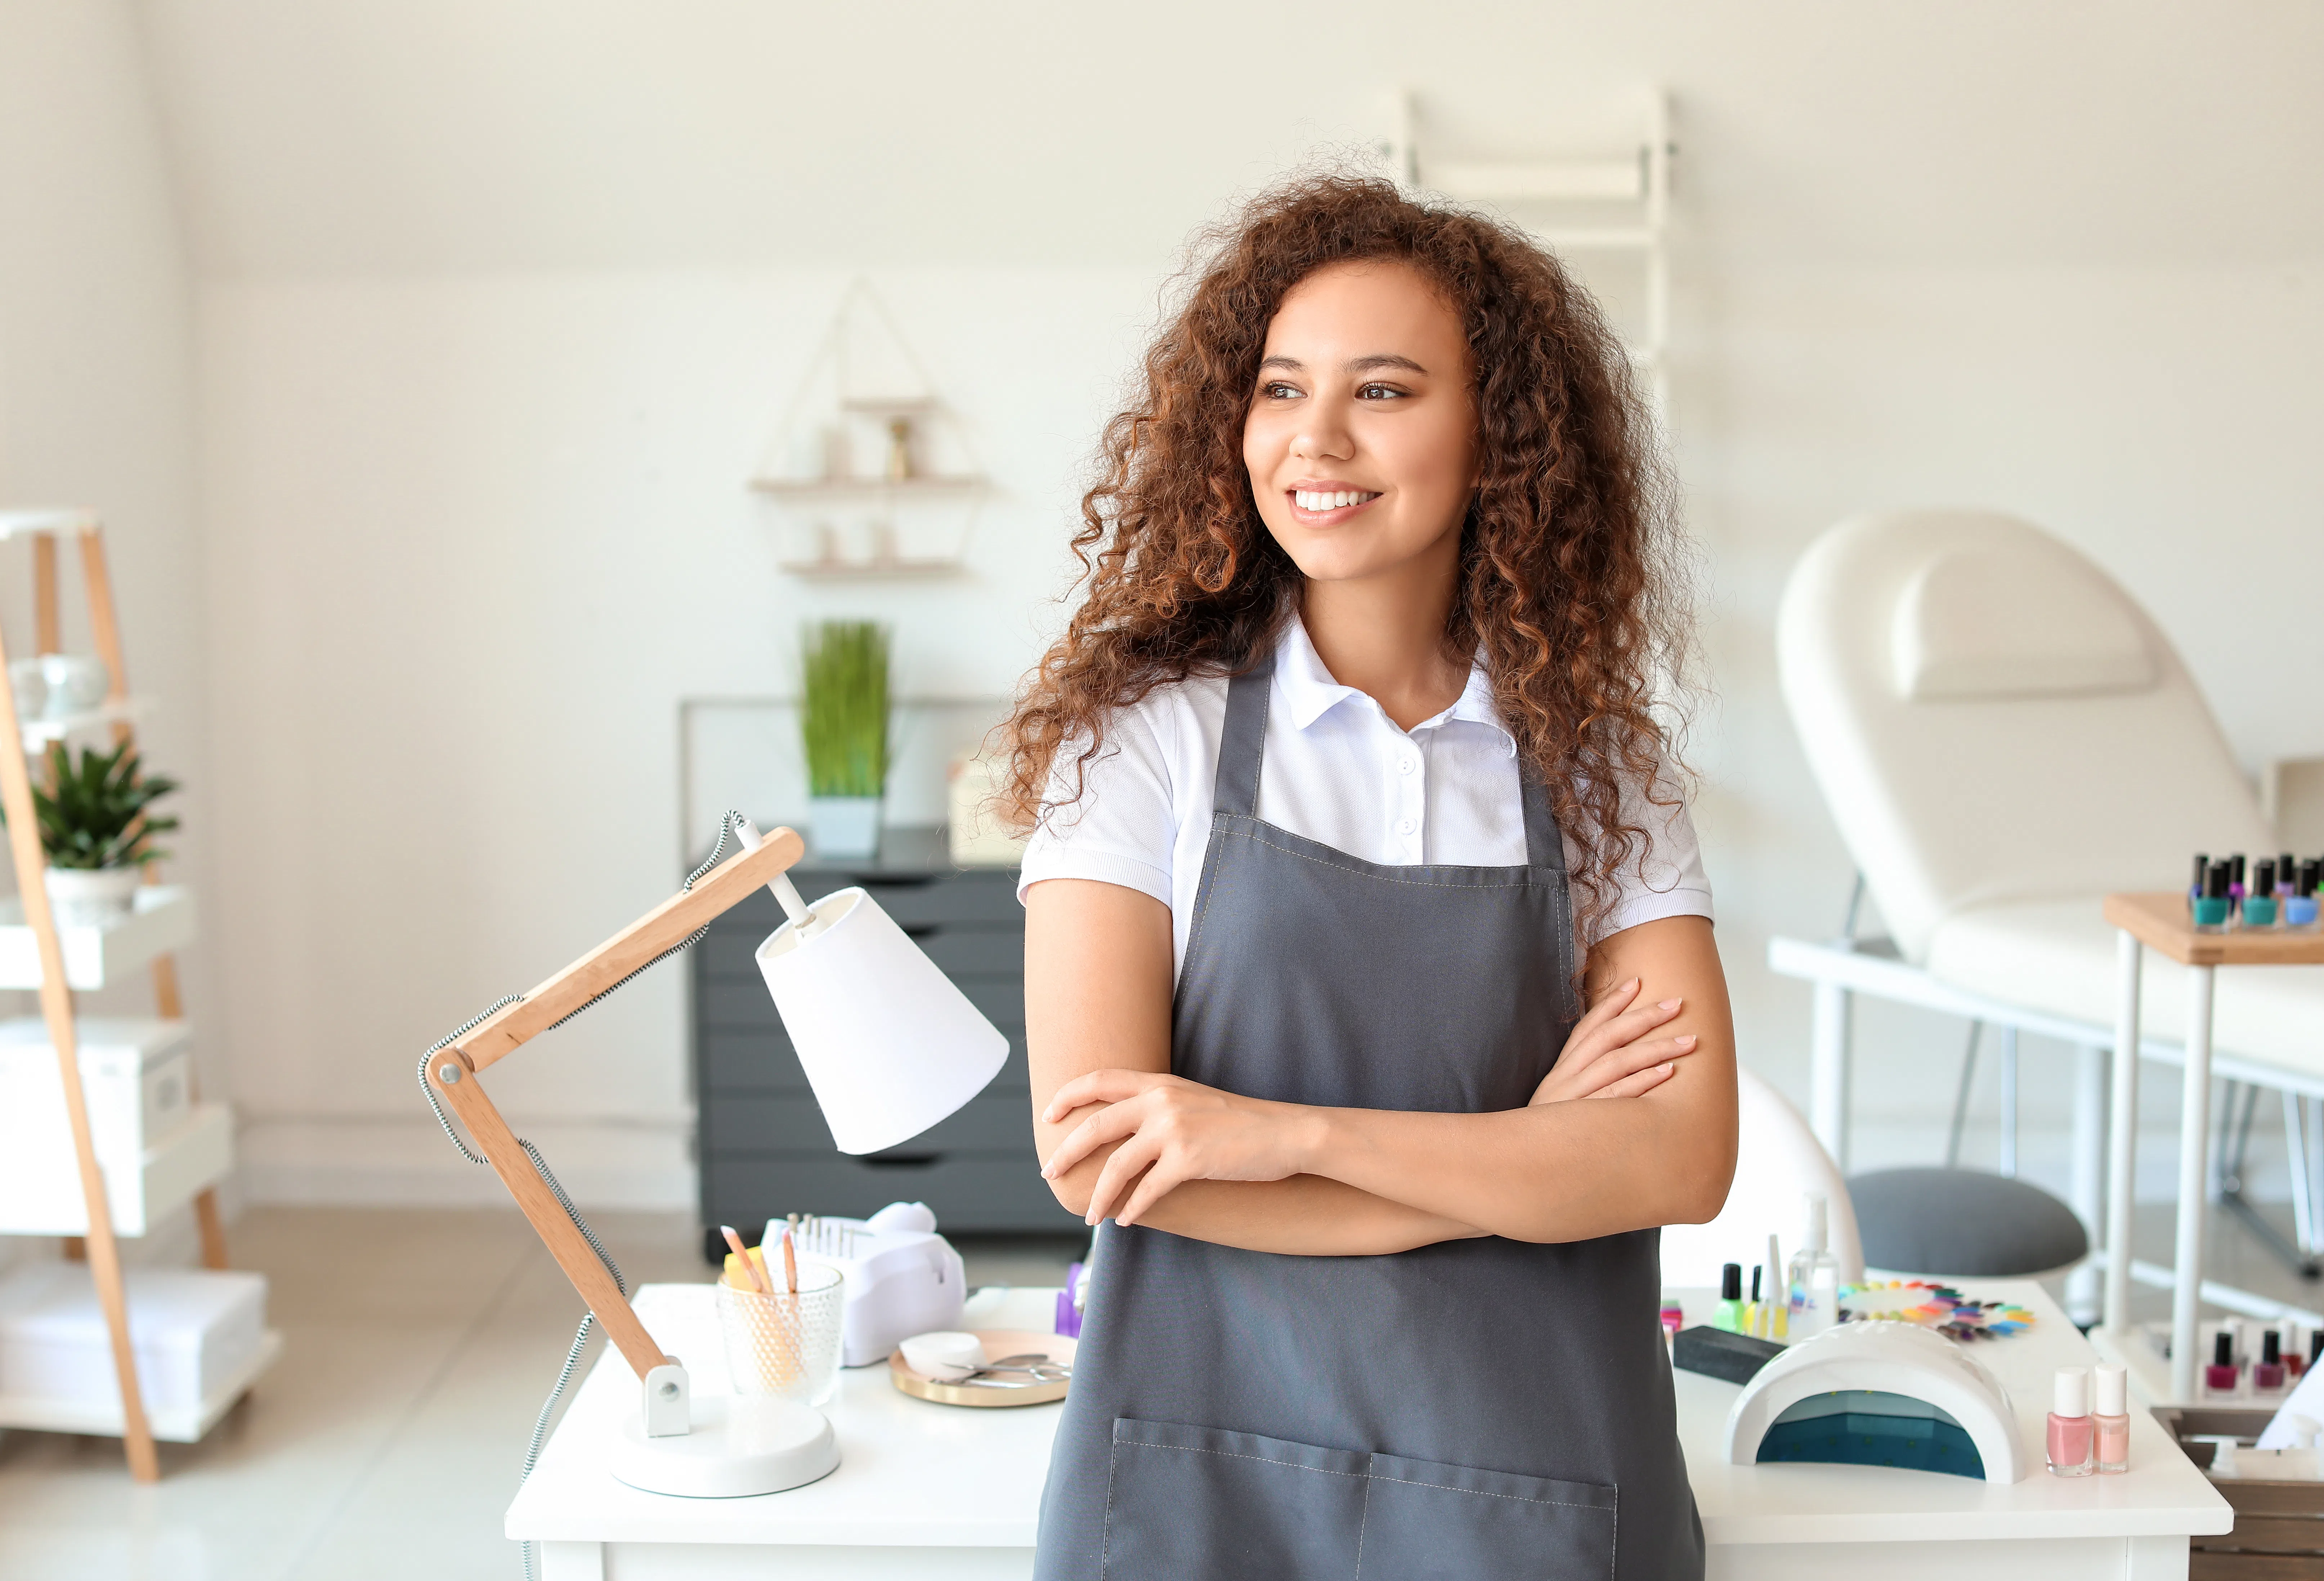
[0,0,206,1263]
[130,1,2324,1206]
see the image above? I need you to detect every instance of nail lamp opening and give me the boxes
[1724,1321,2023,1483]
[756,887,1011,1155]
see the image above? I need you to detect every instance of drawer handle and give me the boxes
[862,1152,942,1170]
[900,923,939,940]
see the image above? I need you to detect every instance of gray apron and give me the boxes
[1034,654,1704,1580]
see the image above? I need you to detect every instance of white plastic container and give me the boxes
[0,1017,192,1163]
[0,1263,267,1420]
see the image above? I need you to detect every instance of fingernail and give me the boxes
[1658,998,1682,1011]
[1675,1034,1697,1048]
[1660,1062,1673,1074]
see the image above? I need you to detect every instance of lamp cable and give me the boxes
[416,810,753,1581]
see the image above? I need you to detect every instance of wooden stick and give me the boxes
[33,533,58,655]
[781,1225,799,1295]
[428,1051,671,1381]
[0,614,157,1480]
[451,827,806,1072]
[721,1225,771,1296]
[75,527,224,1269]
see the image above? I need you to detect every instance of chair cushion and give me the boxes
[1849,1167,2088,1277]
[1925,897,2324,1082]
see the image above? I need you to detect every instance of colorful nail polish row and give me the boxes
[2191,851,2324,932]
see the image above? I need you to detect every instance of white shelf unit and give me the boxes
[0,884,195,990]
[0,1329,284,1443]
[0,1102,233,1237]
[1382,90,1673,412]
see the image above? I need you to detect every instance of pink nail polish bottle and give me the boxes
[2047,1367,2095,1477]
[2257,1330,2287,1392]
[2094,1362,2130,1474]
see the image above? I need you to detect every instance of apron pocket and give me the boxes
[1101,1419,1617,1581]
[1103,1418,1368,1581]
[1358,1451,1617,1579]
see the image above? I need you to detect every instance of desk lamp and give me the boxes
[422,821,1007,1497]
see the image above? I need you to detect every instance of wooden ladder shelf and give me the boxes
[0,507,221,1482]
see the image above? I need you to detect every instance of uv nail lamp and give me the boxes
[1724,1321,2024,1483]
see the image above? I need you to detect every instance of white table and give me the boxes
[510,1280,2228,1579]
[2101,891,2324,1404]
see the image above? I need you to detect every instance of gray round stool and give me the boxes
[1848,1167,2089,1277]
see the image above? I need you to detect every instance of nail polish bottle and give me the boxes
[1714,1263,1746,1333]
[2206,1330,2241,1396]
[2094,1362,2130,1474]
[1746,1264,1765,1336]
[2288,860,2321,931]
[2287,1321,2309,1381]
[2195,861,2235,931]
[2244,860,2280,928]
[2279,854,2298,898]
[2048,1367,2096,1476]
[2232,853,2248,905]
[2189,852,2211,912]
[2258,1330,2287,1391]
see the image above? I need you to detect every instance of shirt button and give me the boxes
[1398,756,1417,774]
[1396,817,1417,836]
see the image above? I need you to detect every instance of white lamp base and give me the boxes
[607,1395,839,1497]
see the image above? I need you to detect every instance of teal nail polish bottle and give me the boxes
[2194,861,2233,931]
[2245,858,2279,928]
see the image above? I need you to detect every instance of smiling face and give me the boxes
[1241,260,1480,591]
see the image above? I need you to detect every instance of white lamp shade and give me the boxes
[754,888,1009,1155]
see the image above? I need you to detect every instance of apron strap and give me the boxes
[1519,766,1566,874]
[1213,650,1275,820]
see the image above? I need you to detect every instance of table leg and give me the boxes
[2067,1041,2107,1324]
[539,1541,604,1580]
[1810,979,1852,1173]
[2105,931,2142,1338]
[2171,964,2216,1402]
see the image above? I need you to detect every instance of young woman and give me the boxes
[1004,175,1736,1580]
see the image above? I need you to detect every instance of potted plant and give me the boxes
[800,621,890,860]
[4,742,180,925]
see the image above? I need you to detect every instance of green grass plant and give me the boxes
[801,621,890,798]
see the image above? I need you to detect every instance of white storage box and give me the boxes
[0,1263,270,1438]
[0,1017,193,1162]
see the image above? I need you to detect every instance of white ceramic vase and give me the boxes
[807,797,882,860]
[44,866,142,926]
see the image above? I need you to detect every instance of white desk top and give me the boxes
[507,1279,2230,1549]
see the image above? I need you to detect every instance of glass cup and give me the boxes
[715,1264,845,1406]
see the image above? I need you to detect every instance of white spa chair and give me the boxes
[1772,510,2324,1320]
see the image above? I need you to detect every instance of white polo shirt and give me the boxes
[1018,614,1713,981]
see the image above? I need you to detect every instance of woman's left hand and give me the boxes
[1040,1070,1322,1227]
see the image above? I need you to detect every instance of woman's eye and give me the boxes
[1357,382,1405,400]
[1260,381,1302,400]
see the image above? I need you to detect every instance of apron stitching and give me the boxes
[1362,1472,1613,1510]
[1352,1463,1373,1578]
[1233,828,1566,890]
[1098,1438,1120,1580]
[1110,1438,1366,1478]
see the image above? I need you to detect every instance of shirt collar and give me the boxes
[1273,614,1518,757]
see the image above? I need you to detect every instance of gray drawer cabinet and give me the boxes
[690,826,1078,1259]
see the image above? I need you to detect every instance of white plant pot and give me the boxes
[807,797,882,860]
[44,867,142,927]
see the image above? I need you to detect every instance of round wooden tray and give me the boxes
[888,1329,1076,1408]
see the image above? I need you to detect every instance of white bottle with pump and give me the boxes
[1787,1192,1841,1340]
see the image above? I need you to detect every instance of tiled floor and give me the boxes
[0,1207,1086,1581]
[6,1197,2323,1579]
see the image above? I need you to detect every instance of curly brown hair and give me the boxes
[1002,172,1693,944]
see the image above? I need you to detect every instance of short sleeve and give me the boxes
[1016,708,1177,911]
[1576,765,1715,946]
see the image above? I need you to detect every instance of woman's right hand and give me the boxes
[1529,978,1697,1105]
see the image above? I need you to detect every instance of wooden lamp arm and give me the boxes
[424,825,809,1381]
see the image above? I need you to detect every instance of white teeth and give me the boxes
[1294,489,1378,511]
